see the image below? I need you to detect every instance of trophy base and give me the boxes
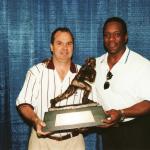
[43,103,107,132]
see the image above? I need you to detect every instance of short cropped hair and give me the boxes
[103,17,127,35]
[51,27,74,44]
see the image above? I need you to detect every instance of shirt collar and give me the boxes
[118,46,130,64]
[43,57,77,73]
[101,46,130,64]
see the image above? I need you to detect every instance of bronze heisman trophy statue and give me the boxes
[50,57,96,108]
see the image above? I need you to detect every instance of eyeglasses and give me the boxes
[104,71,113,90]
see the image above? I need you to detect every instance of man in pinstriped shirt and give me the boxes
[16,27,86,150]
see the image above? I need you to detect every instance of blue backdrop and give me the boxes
[0,0,150,150]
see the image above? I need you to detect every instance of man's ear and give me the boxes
[125,34,128,44]
[50,44,53,52]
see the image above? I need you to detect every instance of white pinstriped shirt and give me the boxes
[16,59,86,120]
[16,58,97,120]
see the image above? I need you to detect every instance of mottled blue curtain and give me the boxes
[0,0,150,150]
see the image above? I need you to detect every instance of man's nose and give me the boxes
[109,34,115,41]
[63,44,68,49]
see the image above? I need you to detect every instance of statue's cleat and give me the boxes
[50,99,56,108]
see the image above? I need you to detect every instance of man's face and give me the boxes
[51,31,73,62]
[103,21,128,55]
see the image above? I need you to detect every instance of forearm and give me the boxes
[17,104,50,135]
[17,104,40,125]
[121,100,150,118]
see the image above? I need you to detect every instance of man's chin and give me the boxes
[107,49,117,54]
[59,58,71,63]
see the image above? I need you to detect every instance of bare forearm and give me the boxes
[100,100,150,128]
[122,100,150,118]
[17,104,40,125]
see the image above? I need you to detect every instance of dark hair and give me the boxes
[103,17,127,35]
[51,27,74,44]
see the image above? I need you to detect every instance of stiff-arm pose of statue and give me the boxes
[51,57,96,108]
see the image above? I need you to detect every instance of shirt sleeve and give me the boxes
[136,63,150,101]
[16,69,39,107]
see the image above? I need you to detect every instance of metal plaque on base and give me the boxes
[43,103,107,132]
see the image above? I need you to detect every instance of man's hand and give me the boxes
[98,109,122,128]
[34,118,51,136]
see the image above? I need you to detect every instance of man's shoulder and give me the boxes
[130,50,150,65]
[28,62,45,76]
[127,50,150,73]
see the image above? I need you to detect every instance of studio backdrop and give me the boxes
[0,0,150,150]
